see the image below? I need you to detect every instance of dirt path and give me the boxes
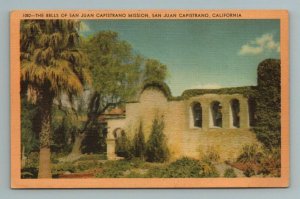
[214,163,245,177]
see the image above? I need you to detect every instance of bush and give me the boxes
[244,166,255,177]
[21,167,38,179]
[201,147,220,163]
[52,162,76,176]
[147,157,219,178]
[259,147,281,177]
[75,161,103,172]
[115,132,133,159]
[24,152,39,168]
[200,161,220,178]
[223,168,237,178]
[96,160,133,178]
[77,154,107,161]
[132,122,146,160]
[146,116,169,162]
[237,144,263,164]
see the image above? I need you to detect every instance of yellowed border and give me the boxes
[10,10,289,188]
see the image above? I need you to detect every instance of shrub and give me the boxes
[52,162,76,176]
[24,152,39,168]
[75,161,103,172]
[244,166,255,177]
[96,160,132,178]
[259,147,281,177]
[201,147,220,163]
[223,168,237,178]
[237,144,263,164]
[132,122,146,160]
[147,157,219,178]
[21,167,38,179]
[115,132,133,159]
[146,116,169,162]
[77,154,107,161]
[200,161,220,178]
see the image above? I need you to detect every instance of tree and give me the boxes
[132,122,146,160]
[115,131,132,159]
[146,116,169,162]
[254,59,281,148]
[143,59,167,83]
[21,20,91,178]
[69,30,142,155]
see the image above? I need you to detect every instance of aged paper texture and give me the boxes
[10,10,289,188]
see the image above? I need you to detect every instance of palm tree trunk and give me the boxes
[37,93,53,178]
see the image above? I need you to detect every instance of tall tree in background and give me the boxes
[21,20,91,178]
[68,30,142,156]
[143,59,167,83]
[254,59,281,149]
[132,122,146,160]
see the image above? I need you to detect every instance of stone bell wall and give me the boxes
[106,88,259,161]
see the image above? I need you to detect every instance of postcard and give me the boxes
[10,10,289,188]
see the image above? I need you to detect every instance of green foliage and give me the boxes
[51,107,80,153]
[143,59,168,82]
[81,121,107,154]
[236,144,281,177]
[254,59,281,148]
[21,20,91,98]
[146,117,170,162]
[75,161,103,172]
[78,30,145,155]
[24,152,39,168]
[52,162,76,175]
[244,166,255,177]
[21,98,39,155]
[83,30,141,105]
[237,144,263,164]
[201,147,220,163]
[259,147,281,177]
[182,86,256,99]
[77,154,107,161]
[21,20,91,177]
[115,132,133,159]
[21,168,38,179]
[96,160,132,178]
[223,168,237,178]
[147,157,219,178]
[132,122,146,159]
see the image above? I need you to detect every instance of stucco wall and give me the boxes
[107,87,259,161]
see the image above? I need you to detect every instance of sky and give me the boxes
[80,19,280,96]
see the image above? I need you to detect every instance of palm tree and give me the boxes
[20,20,91,178]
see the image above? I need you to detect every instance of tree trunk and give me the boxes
[70,133,85,155]
[37,93,53,179]
[38,147,51,178]
[21,146,26,169]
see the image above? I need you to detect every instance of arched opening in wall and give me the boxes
[210,101,222,128]
[230,99,240,128]
[248,97,256,127]
[113,128,128,157]
[190,102,202,128]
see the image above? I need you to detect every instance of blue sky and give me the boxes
[80,19,280,96]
